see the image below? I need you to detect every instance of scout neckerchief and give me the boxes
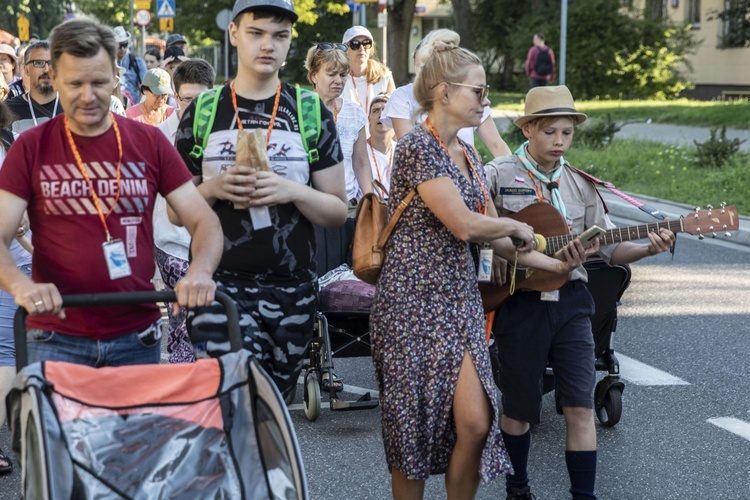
[230,79,281,143]
[515,141,567,220]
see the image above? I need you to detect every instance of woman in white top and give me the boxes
[341,26,396,118]
[383,29,511,157]
[306,42,372,215]
[366,93,396,199]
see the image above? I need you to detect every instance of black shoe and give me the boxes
[506,486,536,500]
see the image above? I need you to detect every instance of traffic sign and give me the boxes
[135,9,152,27]
[160,17,174,32]
[135,0,151,9]
[157,0,176,18]
[216,8,232,31]
[17,14,29,42]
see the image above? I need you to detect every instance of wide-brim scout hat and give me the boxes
[514,85,587,128]
[231,0,298,23]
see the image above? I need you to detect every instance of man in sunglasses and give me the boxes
[5,41,62,140]
[113,26,147,105]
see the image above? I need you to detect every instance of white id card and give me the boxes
[477,247,493,283]
[249,206,272,230]
[103,239,132,280]
[540,290,560,302]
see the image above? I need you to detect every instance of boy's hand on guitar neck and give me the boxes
[554,237,594,274]
[645,226,675,256]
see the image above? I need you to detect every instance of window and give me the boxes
[720,0,748,47]
[689,0,701,28]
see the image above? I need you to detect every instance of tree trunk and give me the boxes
[501,54,515,90]
[387,0,418,87]
[450,0,473,50]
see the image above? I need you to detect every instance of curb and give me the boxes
[599,190,750,248]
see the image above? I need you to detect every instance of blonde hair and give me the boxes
[304,45,350,86]
[414,29,461,72]
[413,43,483,115]
[362,41,389,84]
[526,116,578,131]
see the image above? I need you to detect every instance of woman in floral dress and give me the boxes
[369,43,572,500]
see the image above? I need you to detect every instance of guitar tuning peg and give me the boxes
[694,206,700,212]
[698,234,704,240]
[724,231,732,237]
[706,204,713,210]
[711,232,717,238]
[720,202,727,208]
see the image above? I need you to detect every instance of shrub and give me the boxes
[693,126,745,169]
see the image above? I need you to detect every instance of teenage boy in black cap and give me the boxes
[175,0,347,402]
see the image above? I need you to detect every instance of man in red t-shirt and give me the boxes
[0,18,223,367]
[525,32,556,89]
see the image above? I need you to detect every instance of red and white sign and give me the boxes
[135,9,152,26]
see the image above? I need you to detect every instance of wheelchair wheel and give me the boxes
[595,386,622,427]
[304,371,321,422]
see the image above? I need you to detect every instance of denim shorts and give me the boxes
[26,320,162,368]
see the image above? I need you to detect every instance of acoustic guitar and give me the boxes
[480,202,740,312]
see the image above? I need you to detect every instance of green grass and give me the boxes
[490,92,750,130]
[474,135,750,215]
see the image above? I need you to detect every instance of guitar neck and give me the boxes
[542,219,684,254]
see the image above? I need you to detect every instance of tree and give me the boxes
[450,0,472,50]
[708,0,750,48]
[0,0,70,39]
[386,0,418,86]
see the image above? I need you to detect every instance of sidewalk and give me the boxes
[491,109,750,151]
[490,109,750,246]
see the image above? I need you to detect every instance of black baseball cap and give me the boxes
[231,0,298,23]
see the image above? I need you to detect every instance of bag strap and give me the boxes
[189,88,222,160]
[295,85,321,164]
[375,189,417,249]
[569,166,667,220]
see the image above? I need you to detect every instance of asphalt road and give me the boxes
[2,212,748,499]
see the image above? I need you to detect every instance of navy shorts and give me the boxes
[494,280,596,425]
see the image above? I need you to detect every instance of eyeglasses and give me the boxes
[446,82,490,101]
[25,59,52,69]
[177,94,195,105]
[317,42,347,52]
[347,39,373,51]
[118,43,129,49]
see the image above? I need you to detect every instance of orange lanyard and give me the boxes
[367,139,393,186]
[350,74,371,112]
[63,113,123,242]
[332,99,339,124]
[230,79,281,144]
[424,118,488,215]
[526,170,546,201]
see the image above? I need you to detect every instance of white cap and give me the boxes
[113,26,131,44]
[342,26,373,45]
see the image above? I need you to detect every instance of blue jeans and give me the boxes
[26,321,162,368]
[0,264,32,366]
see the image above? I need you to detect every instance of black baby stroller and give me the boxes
[303,226,379,422]
[542,259,632,427]
[7,291,308,499]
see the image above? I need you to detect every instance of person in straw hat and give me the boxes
[484,85,675,500]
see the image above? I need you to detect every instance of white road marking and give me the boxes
[617,353,690,386]
[707,417,750,441]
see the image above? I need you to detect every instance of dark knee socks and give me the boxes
[566,450,597,499]
[501,429,531,491]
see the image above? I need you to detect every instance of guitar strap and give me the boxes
[569,166,667,221]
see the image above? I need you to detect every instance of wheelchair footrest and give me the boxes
[330,392,379,411]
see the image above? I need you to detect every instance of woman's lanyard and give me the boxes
[367,138,393,189]
[331,98,339,124]
[63,113,123,243]
[28,93,60,126]
[230,79,281,144]
[350,74,371,113]
[424,118,487,215]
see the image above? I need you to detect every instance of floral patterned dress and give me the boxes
[370,125,512,481]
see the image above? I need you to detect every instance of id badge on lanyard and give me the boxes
[103,239,132,280]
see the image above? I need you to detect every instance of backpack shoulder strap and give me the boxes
[189,87,222,160]
[295,85,321,164]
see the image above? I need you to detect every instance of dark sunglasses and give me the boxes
[25,59,52,69]
[317,42,347,52]
[118,42,129,49]
[347,39,373,51]
[447,82,490,101]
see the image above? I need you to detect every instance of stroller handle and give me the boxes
[13,290,240,372]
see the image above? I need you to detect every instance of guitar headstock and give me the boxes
[681,203,739,239]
